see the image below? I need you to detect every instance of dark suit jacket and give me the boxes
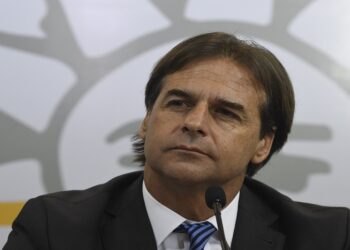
[4,171,350,250]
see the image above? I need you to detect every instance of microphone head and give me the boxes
[205,186,226,209]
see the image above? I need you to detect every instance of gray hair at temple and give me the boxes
[132,32,295,176]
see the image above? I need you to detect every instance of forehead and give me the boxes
[160,58,265,105]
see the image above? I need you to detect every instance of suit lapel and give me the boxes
[99,173,286,250]
[231,183,286,250]
[100,174,157,250]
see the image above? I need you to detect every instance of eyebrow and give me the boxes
[164,88,247,115]
[164,89,193,100]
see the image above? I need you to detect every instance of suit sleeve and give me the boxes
[3,197,50,250]
[345,208,350,250]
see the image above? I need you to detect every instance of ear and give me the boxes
[251,132,275,165]
[138,113,150,139]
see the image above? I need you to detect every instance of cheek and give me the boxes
[217,130,260,160]
[144,114,174,146]
[150,112,182,133]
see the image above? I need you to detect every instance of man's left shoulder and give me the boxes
[243,177,350,220]
[240,177,349,249]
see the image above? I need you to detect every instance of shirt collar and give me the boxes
[142,180,240,247]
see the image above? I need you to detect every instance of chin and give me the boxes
[158,161,218,185]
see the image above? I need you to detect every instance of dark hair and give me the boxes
[133,32,295,176]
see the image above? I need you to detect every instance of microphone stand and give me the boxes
[212,201,231,250]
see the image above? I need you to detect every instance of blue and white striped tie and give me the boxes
[175,221,217,250]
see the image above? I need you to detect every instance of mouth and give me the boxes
[172,145,208,156]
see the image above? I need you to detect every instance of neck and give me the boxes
[143,167,244,221]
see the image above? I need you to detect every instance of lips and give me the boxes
[172,144,208,156]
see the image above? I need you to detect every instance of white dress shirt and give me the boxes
[143,181,239,250]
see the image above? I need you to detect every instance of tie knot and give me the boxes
[175,221,217,250]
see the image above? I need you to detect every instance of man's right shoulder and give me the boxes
[35,170,144,206]
[3,171,144,250]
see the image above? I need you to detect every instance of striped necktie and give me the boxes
[175,221,217,250]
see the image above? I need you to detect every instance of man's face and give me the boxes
[140,58,274,187]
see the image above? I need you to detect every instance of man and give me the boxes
[4,32,349,250]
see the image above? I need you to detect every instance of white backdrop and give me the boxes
[1,0,350,246]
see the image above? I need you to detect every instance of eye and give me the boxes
[216,108,240,121]
[166,99,189,108]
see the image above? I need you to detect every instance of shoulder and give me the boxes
[244,178,349,210]
[243,177,349,218]
[41,170,143,202]
[13,170,144,228]
[30,170,144,214]
[242,177,350,248]
[4,171,144,249]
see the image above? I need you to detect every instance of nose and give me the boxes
[182,103,208,136]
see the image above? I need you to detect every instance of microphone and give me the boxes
[205,186,231,250]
